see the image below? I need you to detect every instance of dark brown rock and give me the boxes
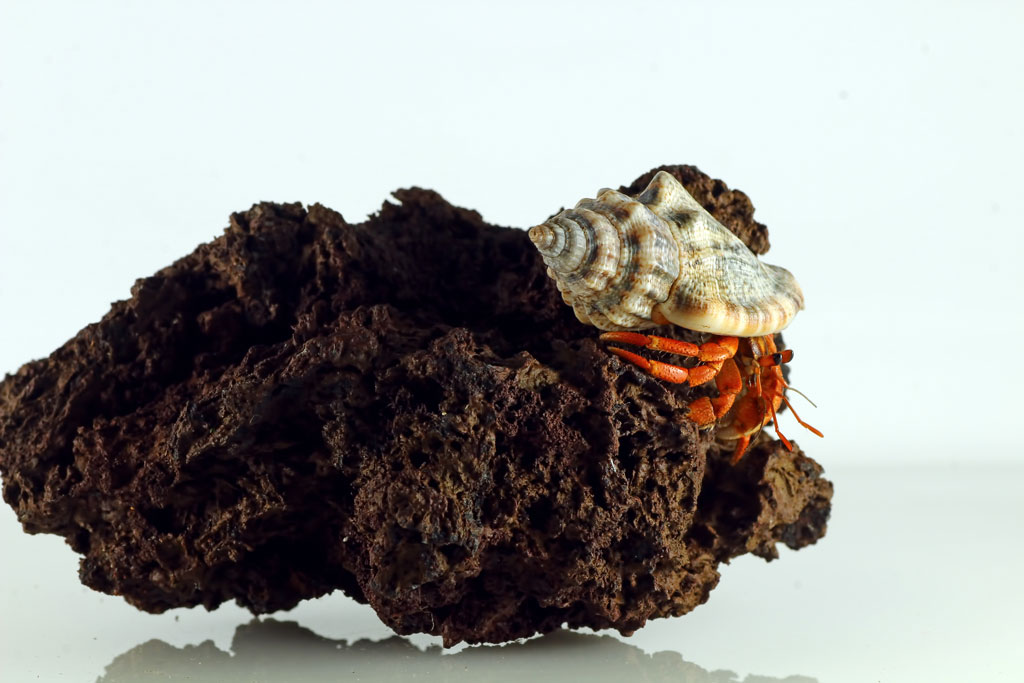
[0,165,831,646]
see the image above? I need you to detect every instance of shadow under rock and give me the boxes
[97,618,818,683]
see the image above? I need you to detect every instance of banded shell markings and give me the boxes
[527,181,680,331]
[529,171,804,337]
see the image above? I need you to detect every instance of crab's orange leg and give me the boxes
[600,332,739,387]
[600,332,737,362]
[686,357,743,426]
[605,346,689,384]
[710,357,742,414]
[780,394,824,438]
[601,331,696,358]
[765,393,793,452]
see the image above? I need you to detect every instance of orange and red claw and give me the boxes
[696,342,727,362]
[687,396,717,427]
[710,392,736,417]
[606,346,689,384]
[698,336,738,362]
[763,391,794,452]
[715,358,743,394]
[687,364,720,387]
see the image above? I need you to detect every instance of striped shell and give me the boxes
[528,171,804,336]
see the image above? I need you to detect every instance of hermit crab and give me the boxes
[528,170,822,463]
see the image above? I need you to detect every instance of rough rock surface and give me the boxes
[0,165,832,646]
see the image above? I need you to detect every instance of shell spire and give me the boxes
[529,180,681,330]
[530,171,804,336]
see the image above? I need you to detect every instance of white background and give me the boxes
[1,2,1022,682]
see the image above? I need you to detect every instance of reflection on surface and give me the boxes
[97,618,817,683]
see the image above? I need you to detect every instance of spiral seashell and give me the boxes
[529,171,804,336]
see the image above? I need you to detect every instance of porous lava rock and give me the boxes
[0,165,831,646]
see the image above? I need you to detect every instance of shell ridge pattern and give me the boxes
[529,170,804,336]
[581,193,663,323]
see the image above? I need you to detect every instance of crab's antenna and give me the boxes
[785,385,818,409]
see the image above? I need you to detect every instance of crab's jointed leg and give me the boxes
[600,331,747,432]
[686,356,744,426]
[603,345,690,384]
[600,332,739,386]
[780,394,824,438]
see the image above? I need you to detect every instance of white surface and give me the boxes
[1,1,1023,681]
[2,464,1021,683]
